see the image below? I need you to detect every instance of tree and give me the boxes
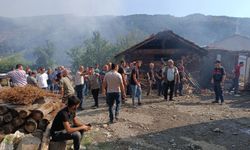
[68,31,114,71]
[33,40,55,68]
[115,29,146,52]
[0,54,30,72]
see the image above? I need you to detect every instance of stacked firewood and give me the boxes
[0,86,63,149]
[0,100,61,135]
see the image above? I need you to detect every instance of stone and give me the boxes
[213,128,223,133]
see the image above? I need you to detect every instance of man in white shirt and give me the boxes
[102,63,126,124]
[75,66,85,110]
[37,67,48,89]
[163,59,179,101]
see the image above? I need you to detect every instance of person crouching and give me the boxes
[50,96,91,150]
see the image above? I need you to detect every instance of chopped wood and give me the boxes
[24,118,37,133]
[12,117,25,128]
[3,112,13,123]
[31,102,55,121]
[2,123,14,134]
[0,105,8,115]
[0,115,3,126]
[38,119,49,131]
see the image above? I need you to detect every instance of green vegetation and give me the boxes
[33,40,55,68]
[0,54,30,72]
[68,30,145,71]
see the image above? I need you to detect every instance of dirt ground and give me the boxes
[74,92,250,150]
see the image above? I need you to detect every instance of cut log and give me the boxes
[31,102,54,121]
[3,112,13,123]
[0,105,8,115]
[38,119,50,131]
[19,109,31,119]
[32,129,43,139]
[10,108,19,118]
[2,123,14,134]
[17,135,41,150]
[24,118,37,133]
[12,117,25,128]
[15,104,40,119]
[0,115,4,126]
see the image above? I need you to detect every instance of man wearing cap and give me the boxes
[211,60,226,104]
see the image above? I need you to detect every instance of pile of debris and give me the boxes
[0,86,63,150]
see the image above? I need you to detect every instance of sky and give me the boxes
[0,0,250,18]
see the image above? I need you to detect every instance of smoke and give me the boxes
[0,0,123,17]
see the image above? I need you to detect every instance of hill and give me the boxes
[0,14,250,64]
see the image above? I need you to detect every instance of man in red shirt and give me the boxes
[229,62,244,96]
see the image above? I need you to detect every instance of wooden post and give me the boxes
[24,118,37,133]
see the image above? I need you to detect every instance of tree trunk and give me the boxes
[0,105,8,115]
[18,109,31,119]
[38,119,50,131]
[24,118,37,133]
[3,112,13,123]
[2,123,14,134]
[12,117,25,128]
[0,115,4,126]
[10,108,19,118]
[31,102,54,121]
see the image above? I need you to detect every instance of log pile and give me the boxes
[0,87,63,150]
[0,101,62,135]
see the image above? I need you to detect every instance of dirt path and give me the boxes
[74,93,250,150]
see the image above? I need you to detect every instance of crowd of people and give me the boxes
[4,59,244,150]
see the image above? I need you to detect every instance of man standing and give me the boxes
[175,62,185,96]
[118,60,128,103]
[88,67,101,108]
[146,63,156,96]
[27,71,38,86]
[8,64,27,87]
[229,62,244,96]
[211,60,226,104]
[50,96,91,150]
[37,67,48,89]
[155,63,164,96]
[130,61,142,106]
[102,63,126,124]
[163,59,179,101]
[75,66,85,110]
[59,70,75,104]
